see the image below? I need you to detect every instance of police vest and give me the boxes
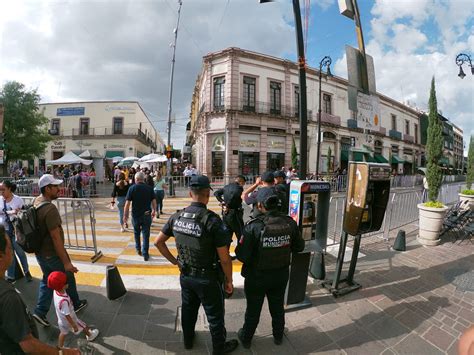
[254,215,293,271]
[173,208,217,269]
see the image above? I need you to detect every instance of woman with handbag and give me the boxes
[111,173,130,232]
[0,180,32,283]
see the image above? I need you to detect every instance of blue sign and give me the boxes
[57,107,85,116]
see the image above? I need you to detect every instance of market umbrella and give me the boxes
[146,155,168,163]
[122,156,139,162]
[111,156,124,163]
[138,153,161,162]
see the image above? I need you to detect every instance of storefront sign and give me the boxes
[357,92,380,130]
[51,140,66,150]
[105,105,135,114]
[267,135,286,153]
[108,144,126,149]
[211,134,225,152]
[57,107,85,116]
[239,134,260,152]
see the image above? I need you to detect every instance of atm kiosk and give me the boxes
[285,180,330,309]
[323,162,391,297]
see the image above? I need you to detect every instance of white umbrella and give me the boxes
[138,153,161,162]
[111,156,123,163]
[146,155,168,163]
[121,156,139,162]
[132,161,151,169]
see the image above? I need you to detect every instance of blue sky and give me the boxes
[0,0,473,153]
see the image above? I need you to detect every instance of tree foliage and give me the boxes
[291,138,298,171]
[0,81,51,164]
[466,135,474,190]
[425,77,443,202]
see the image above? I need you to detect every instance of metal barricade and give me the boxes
[21,196,102,263]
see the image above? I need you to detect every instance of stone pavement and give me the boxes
[13,219,473,354]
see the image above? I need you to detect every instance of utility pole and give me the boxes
[166,0,183,196]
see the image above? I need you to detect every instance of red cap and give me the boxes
[47,271,67,291]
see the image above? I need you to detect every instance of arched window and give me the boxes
[323,131,336,140]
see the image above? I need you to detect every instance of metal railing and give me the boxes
[325,181,466,246]
[21,196,102,263]
[1,177,98,198]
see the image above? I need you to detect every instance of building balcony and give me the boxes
[59,128,157,148]
[389,130,402,140]
[347,119,357,129]
[319,112,341,126]
[404,134,414,143]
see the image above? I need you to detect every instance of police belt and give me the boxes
[181,265,219,278]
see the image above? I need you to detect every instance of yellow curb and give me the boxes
[116,261,243,276]
[28,265,105,286]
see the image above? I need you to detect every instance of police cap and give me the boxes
[261,171,275,183]
[274,170,286,179]
[189,175,213,190]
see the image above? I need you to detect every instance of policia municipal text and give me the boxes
[154,175,239,354]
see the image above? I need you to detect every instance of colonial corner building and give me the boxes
[34,101,163,171]
[185,47,463,178]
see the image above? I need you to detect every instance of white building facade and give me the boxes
[187,48,424,179]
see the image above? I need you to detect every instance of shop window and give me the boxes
[323,93,332,114]
[113,117,123,134]
[270,81,281,115]
[211,151,224,177]
[243,76,256,111]
[239,152,259,178]
[267,153,285,171]
[80,118,89,135]
[213,76,225,110]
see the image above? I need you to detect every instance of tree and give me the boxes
[291,138,298,171]
[0,82,51,169]
[466,135,474,190]
[425,77,443,202]
[327,146,332,173]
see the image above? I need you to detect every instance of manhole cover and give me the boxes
[444,269,474,292]
[175,306,209,332]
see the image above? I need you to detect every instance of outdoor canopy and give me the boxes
[46,151,93,165]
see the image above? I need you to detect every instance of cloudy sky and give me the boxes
[0,0,473,153]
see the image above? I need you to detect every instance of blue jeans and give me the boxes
[117,196,126,225]
[34,255,80,317]
[132,213,152,257]
[154,190,165,212]
[6,230,29,279]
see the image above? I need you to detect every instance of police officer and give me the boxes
[236,187,304,348]
[154,175,239,354]
[274,170,289,214]
[242,171,275,218]
[214,175,246,243]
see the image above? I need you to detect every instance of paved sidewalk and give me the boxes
[15,223,473,354]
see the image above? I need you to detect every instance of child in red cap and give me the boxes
[47,271,99,347]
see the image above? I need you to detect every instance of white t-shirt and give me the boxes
[53,290,86,334]
[0,195,24,231]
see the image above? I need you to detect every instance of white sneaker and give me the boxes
[86,328,99,342]
[120,227,125,233]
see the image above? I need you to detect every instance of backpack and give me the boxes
[13,202,51,253]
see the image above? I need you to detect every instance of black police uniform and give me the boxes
[236,204,304,344]
[161,201,232,353]
[214,182,244,241]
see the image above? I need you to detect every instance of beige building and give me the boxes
[39,101,162,161]
[187,47,424,179]
[452,123,464,171]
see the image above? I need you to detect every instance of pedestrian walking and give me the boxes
[236,188,304,348]
[48,271,99,348]
[154,175,238,354]
[0,180,32,283]
[123,172,156,261]
[214,175,246,243]
[32,174,87,327]
[153,172,168,218]
[242,171,275,218]
[111,173,130,232]
[0,227,81,354]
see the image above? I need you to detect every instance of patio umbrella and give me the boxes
[146,155,168,163]
[122,156,139,162]
[111,156,124,163]
[417,167,427,175]
[138,153,161,162]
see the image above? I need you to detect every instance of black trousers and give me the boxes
[180,274,227,351]
[241,268,289,341]
[223,209,244,242]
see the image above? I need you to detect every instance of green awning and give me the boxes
[105,150,124,158]
[438,157,449,166]
[353,152,364,162]
[342,150,376,162]
[391,155,404,164]
[366,155,376,163]
[374,154,388,163]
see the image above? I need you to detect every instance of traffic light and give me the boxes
[166,149,174,159]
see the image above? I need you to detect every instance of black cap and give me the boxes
[189,175,213,190]
[274,170,286,179]
[256,187,277,203]
[261,171,275,183]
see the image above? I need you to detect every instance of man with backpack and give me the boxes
[32,174,87,327]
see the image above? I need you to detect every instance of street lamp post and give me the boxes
[260,0,308,179]
[316,56,332,178]
[456,53,473,79]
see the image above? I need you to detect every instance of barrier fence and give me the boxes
[325,181,466,246]
[20,196,102,263]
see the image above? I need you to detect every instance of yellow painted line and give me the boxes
[116,261,243,276]
[28,265,105,286]
[121,245,237,257]
[68,253,118,264]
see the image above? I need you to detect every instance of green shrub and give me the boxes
[461,189,474,195]
[423,201,445,208]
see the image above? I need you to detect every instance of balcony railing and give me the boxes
[58,128,157,148]
[320,112,341,126]
[404,134,414,143]
[347,119,358,129]
[389,130,402,140]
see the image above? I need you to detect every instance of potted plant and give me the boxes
[418,78,448,246]
[459,135,474,210]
